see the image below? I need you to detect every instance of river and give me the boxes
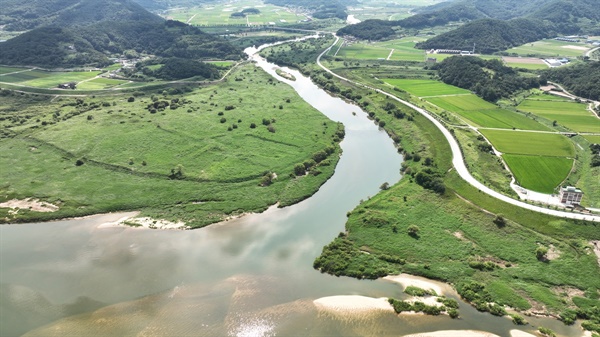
[0,41,585,337]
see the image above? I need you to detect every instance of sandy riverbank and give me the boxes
[404,330,500,337]
[0,198,59,212]
[96,212,189,230]
[313,295,394,313]
[383,274,446,295]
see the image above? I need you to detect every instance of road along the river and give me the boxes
[317,35,600,222]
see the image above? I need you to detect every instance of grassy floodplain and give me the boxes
[507,39,591,58]
[0,64,343,227]
[517,99,600,133]
[584,135,600,144]
[503,155,573,193]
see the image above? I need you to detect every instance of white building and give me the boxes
[559,186,583,205]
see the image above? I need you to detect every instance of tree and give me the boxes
[294,163,306,176]
[127,96,135,102]
[169,164,184,179]
[493,214,506,227]
[380,182,390,190]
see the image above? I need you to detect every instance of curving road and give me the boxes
[316,35,600,222]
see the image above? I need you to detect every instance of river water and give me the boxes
[0,42,584,337]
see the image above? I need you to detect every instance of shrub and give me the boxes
[510,313,527,325]
[294,164,306,176]
[536,246,548,261]
[405,286,436,297]
[488,303,507,316]
[408,225,420,237]
[538,327,556,337]
[448,308,459,318]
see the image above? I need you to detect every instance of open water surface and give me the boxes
[0,41,584,336]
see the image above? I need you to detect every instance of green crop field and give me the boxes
[383,79,470,97]
[507,39,590,58]
[75,77,129,90]
[584,135,600,144]
[503,154,573,193]
[504,62,549,70]
[370,38,427,62]
[0,70,100,88]
[337,44,391,60]
[167,0,306,26]
[0,66,27,75]
[480,129,575,157]
[426,94,497,110]
[457,109,549,130]
[517,100,599,132]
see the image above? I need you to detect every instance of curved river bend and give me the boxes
[0,41,584,337]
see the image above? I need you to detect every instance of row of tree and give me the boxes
[544,61,600,101]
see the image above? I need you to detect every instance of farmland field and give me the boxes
[0,70,100,88]
[336,44,391,60]
[517,100,599,132]
[0,66,27,75]
[502,57,549,70]
[503,154,573,193]
[507,39,590,58]
[166,0,306,26]
[75,78,129,90]
[480,129,575,157]
[374,38,427,62]
[383,79,470,97]
[427,94,498,110]
[584,135,600,144]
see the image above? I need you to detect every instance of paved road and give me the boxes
[316,35,600,222]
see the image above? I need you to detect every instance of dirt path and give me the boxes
[386,49,394,60]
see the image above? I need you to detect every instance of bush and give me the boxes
[538,327,556,337]
[510,313,527,325]
[488,303,507,316]
[404,286,435,297]
[536,246,548,261]
[448,308,459,318]
[408,225,420,237]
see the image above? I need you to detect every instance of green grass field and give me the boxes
[0,66,27,75]
[167,0,306,26]
[337,43,391,60]
[0,70,100,88]
[517,99,599,132]
[426,95,549,130]
[504,61,549,70]
[480,129,575,157]
[503,154,573,193]
[75,78,129,90]
[373,38,427,62]
[507,39,591,58]
[583,135,600,144]
[383,79,471,97]
[0,64,342,228]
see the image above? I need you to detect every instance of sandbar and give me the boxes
[510,330,536,337]
[313,295,394,313]
[0,198,59,212]
[404,330,500,337]
[384,274,446,295]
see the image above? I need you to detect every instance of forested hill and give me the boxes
[337,0,600,41]
[544,62,600,100]
[433,56,542,102]
[264,0,351,20]
[415,19,554,54]
[0,20,243,68]
[0,0,162,31]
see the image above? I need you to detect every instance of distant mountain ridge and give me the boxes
[338,0,600,44]
[0,0,162,31]
[0,0,242,68]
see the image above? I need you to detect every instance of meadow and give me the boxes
[502,57,549,70]
[75,77,129,90]
[336,43,391,60]
[0,66,26,75]
[382,78,470,97]
[584,135,600,144]
[507,39,591,58]
[166,0,306,26]
[517,99,599,133]
[479,129,575,157]
[0,69,100,88]
[0,64,342,227]
[503,154,573,193]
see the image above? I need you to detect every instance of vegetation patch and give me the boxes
[383,79,470,97]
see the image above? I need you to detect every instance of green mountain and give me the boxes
[0,0,162,31]
[338,0,600,41]
[0,0,243,68]
[415,18,554,54]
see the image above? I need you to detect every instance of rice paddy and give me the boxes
[383,78,470,97]
[517,99,600,133]
[503,154,573,193]
[480,129,575,157]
